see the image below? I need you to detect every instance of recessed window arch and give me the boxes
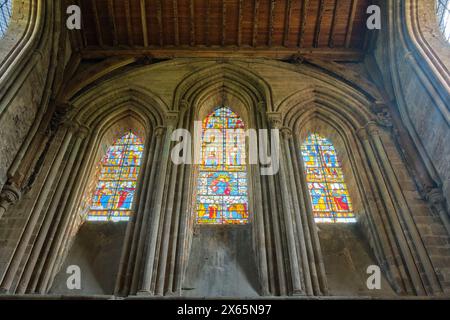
[437,0,450,43]
[87,131,144,222]
[301,133,356,223]
[0,0,12,38]
[195,106,249,225]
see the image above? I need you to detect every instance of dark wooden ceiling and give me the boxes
[70,0,372,61]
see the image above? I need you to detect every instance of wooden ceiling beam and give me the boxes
[125,0,134,46]
[91,0,103,47]
[314,0,325,48]
[190,0,195,46]
[345,0,358,48]
[107,0,118,46]
[283,0,292,47]
[298,0,309,47]
[252,0,260,47]
[329,0,338,47]
[268,0,276,46]
[237,0,243,46]
[157,0,164,46]
[140,0,149,47]
[173,0,180,46]
[222,0,226,46]
[80,47,365,62]
[206,0,211,46]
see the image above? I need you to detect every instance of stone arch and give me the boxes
[278,85,444,296]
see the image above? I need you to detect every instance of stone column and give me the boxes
[366,121,441,294]
[138,112,178,295]
[0,184,21,220]
[279,127,303,295]
[0,121,77,293]
[16,125,89,294]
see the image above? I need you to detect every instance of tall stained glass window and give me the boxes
[88,132,144,222]
[301,134,356,223]
[437,0,450,43]
[195,106,249,224]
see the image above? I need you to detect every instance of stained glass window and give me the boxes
[437,0,450,43]
[195,107,249,224]
[87,132,144,222]
[0,0,12,38]
[301,134,356,223]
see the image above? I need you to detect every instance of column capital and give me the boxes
[266,112,283,129]
[356,127,369,141]
[280,127,293,140]
[154,126,166,137]
[365,121,380,137]
[179,99,191,111]
[0,183,21,212]
[165,111,179,127]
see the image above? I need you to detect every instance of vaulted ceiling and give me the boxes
[69,0,372,61]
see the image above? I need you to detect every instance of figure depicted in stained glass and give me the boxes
[301,134,356,223]
[87,132,144,222]
[196,107,249,225]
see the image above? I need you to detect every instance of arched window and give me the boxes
[0,0,12,38]
[437,0,450,42]
[88,132,144,222]
[301,133,356,223]
[195,106,249,225]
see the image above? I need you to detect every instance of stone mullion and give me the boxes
[256,110,279,295]
[138,120,176,295]
[28,130,91,294]
[36,123,110,293]
[366,122,442,295]
[265,113,289,295]
[252,104,270,296]
[129,129,165,294]
[169,106,192,295]
[16,125,88,294]
[277,126,303,295]
[292,135,328,295]
[350,128,407,294]
[0,124,75,293]
[155,137,179,295]
[283,131,313,295]
[358,124,426,295]
[115,130,156,296]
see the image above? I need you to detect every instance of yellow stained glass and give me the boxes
[301,134,356,223]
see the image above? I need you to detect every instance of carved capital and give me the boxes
[154,126,166,138]
[356,127,369,141]
[365,121,380,137]
[266,112,283,129]
[280,127,293,140]
[0,183,21,212]
[47,103,72,136]
[375,111,394,128]
[165,111,179,127]
[179,99,191,111]
[425,188,448,216]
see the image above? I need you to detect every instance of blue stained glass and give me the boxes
[196,107,249,225]
[87,132,144,222]
[301,134,356,223]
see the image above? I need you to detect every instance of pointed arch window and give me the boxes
[87,132,144,222]
[301,134,356,223]
[0,0,12,38]
[195,106,249,225]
